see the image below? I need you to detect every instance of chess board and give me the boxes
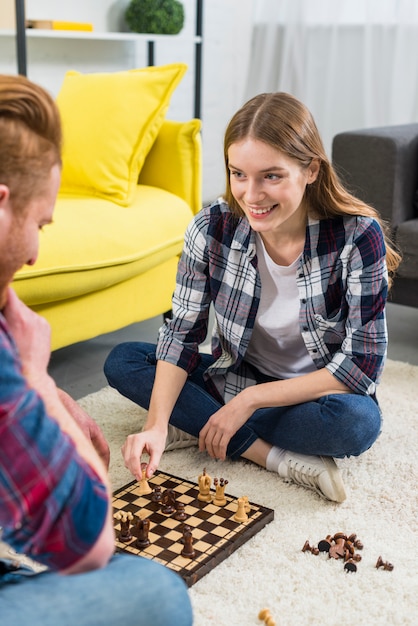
[112,470,274,587]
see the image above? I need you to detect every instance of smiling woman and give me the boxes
[104,90,400,505]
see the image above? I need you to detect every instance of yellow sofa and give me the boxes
[12,65,202,350]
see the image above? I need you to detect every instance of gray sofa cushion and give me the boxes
[396,219,418,279]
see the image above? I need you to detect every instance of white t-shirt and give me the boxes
[245,234,316,379]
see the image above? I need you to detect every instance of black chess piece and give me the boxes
[174,501,187,521]
[161,488,176,515]
[135,518,150,549]
[181,528,195,558]
[151,486,162,503]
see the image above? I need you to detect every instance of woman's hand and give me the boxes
[199,390,254,461]
[121,428,167,480]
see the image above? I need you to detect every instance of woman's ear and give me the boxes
[307,158,320,184]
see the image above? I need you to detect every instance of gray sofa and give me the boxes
[332,123,418,308]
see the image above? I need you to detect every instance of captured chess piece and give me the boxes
[302,540,319,556]
[114,511,134,542]
[213,477,228,506]
[198,468,212,502]
[317,535,333,553]
[375,556,394,571]
[234,496,249,523]
[329,532,347,560]
[135,517,150,549]
[344,558,358,573]
[258,608,276,626]
[181,528,196,559]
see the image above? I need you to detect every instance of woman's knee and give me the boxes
[104,341,155,388]
[329,394,382,456]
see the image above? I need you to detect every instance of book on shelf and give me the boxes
[25,20,94,32]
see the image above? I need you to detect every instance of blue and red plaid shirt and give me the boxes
[0,315,108,571]
[157,198,388,402]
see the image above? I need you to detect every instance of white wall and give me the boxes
[0,0,254,203]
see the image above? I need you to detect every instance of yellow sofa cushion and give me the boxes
[56,64,187,206]
[13,186,193,305]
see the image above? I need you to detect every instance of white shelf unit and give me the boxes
[0,29,202,44]
[6,0,204,117]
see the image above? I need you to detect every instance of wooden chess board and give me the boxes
[112,470,274,587]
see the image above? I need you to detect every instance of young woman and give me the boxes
[105,92,401,503]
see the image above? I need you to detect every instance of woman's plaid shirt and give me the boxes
[157,198,388,403]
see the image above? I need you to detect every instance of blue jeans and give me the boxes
[104,342,382,459]
[0,554,192,626]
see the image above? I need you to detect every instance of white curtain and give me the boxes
[244,0,418,155]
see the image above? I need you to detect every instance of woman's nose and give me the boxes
[244,179,263,203]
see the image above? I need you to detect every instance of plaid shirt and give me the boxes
[157,198,388,402]
[0,314,108,571]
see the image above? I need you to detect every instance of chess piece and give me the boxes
[344,558,358,573]
[151,486,163,502]
[198,468,212,502]
[137,464,152,495]
[329,532,346,559]
[302,540,319,555]
[258,608,276,625]
[161,488,176,514]
[180,523,191,544]
[115,511,133,542]
[181,528,196,558]
[174,501,187,521]
[234,496,248,523]
[317,535,333,553]
[213,477,228,506]
[346,533,363,550]
[375,556,394,571]
[242,495,251,513]
[135,518,150,549]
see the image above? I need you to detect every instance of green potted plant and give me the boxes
[125,0,185,35]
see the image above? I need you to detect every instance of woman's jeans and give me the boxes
[0,554,192,626]
[104,342,382,460]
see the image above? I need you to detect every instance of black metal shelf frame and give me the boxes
[14,0,203,119]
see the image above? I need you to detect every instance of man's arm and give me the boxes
[57,388,110,470]
[2,289,115,573]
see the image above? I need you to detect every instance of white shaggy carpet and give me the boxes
[78,358,418,626]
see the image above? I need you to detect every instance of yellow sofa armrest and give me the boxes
[138,118,202,215]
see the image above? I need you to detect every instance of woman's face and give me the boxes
[228,138,318,234]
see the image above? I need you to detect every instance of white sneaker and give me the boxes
[165,425,198,452]
[278,452,346,503]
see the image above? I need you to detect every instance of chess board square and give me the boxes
[177,494,195,505]
[160,517,178,529]
[195,519,216,534]
[165,530,183,542]
[194,540,212,552]
[206,514,232,525]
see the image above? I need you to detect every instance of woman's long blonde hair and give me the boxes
[223,92,401,282]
